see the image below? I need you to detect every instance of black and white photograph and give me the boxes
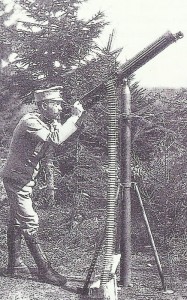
[0,0,186,299]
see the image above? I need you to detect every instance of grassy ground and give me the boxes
[119,251,187,300]
[0,178,187,300]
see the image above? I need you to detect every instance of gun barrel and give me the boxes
[117,31,183,80]
[80,31,183,105]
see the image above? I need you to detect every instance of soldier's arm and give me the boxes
[24,116,80,145]
[24,102,85,145]
[50,101,85,144]
[48,116,80,145]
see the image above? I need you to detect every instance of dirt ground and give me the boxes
[0,251,187,300]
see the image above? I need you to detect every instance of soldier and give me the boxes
[1,86,85,286]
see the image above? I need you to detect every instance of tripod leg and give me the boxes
[133,183,166,291]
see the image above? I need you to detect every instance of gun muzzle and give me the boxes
[173,31,184,41]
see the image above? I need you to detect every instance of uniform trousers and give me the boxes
[3,177,39,236]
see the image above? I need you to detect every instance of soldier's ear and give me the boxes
[41,101,48,110]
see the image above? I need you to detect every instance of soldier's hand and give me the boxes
[72,101,85,117]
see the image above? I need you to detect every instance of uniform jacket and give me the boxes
[1,113,78,184]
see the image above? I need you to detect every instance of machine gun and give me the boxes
[76,30,183,296]
[80,30,183,109]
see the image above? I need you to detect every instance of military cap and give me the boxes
[34,86,66,103]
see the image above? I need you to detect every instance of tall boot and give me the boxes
[7,226,31,276]
[23,233,67,286]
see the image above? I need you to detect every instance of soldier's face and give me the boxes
[43,100,62,120]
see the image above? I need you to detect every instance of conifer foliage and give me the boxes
[1,0,106,99]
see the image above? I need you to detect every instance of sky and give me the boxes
[2,0,187,88]
[78,0,187,88]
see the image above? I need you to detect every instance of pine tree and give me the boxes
[3,0,106,99]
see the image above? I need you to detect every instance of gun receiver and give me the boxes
[81,31,183,108]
